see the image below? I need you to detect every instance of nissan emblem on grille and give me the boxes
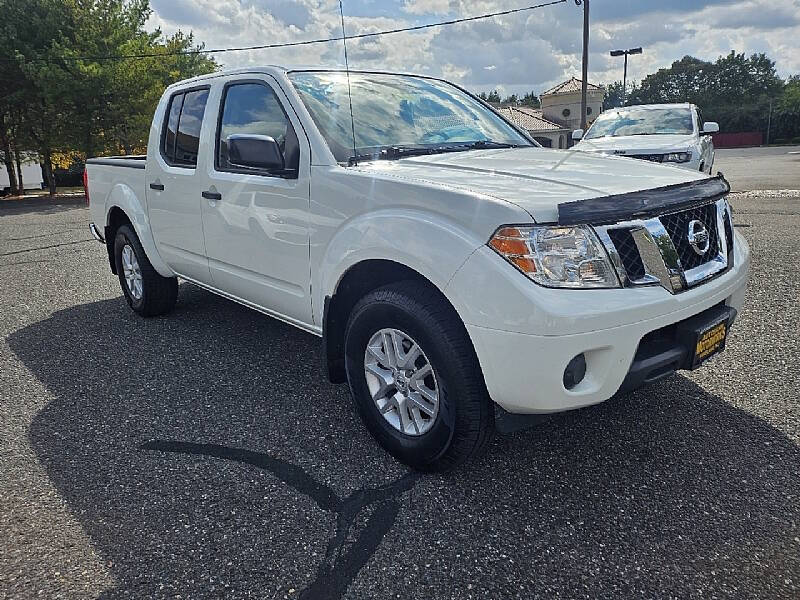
[687,219,711,256]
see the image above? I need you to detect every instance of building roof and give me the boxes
[541,77,603,96]
[495,106,568,132]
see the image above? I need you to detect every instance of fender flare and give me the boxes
[315,210,482,327]
[104,182,174,278]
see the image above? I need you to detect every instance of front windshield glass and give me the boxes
[288,71,531,162]
[584,107,694,139]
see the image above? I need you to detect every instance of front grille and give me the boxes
[630,154,664,163]
[602,200,731,290]
[608,228,645,280]
[660,203,719,271]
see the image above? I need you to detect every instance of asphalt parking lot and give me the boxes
[1,169,799,598]
[715,145,800,191]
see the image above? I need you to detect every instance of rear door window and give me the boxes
[161,88,210,167]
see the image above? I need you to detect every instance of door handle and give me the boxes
[149,182,165,191]
[202,190,222,201]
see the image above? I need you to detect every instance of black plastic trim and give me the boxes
[322,295,347,384]
[558,174,730,226]
[619,304,737,393]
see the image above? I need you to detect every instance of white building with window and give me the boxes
[540,77,604,134]
[491,77,604,149]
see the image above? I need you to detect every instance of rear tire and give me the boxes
[344,281,494,472]
[113,224,177,317]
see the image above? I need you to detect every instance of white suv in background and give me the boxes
[572,103,719,174]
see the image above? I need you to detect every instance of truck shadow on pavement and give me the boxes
[9,284,800,599]
[139,440,420,600]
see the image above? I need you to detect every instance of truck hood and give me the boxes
[574,134,697,154]
[355,147,705,223]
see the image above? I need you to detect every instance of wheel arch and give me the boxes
[322,258,471,384]
[103,182,173,278]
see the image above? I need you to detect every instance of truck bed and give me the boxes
[85,156,147,234]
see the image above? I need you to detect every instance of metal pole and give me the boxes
[580,0,589,130]
[766,98,772,146]
[622,52,628,104]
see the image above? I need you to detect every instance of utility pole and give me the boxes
[610,47,642,104]
[577,0,589,130]
[766,98,773,146]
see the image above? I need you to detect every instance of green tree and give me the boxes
[627,52,786,139]
[520,91,540,108]
[486,90,501,103]
[775,75,800,142]
[602,81,627,109]
[0,0,216,195]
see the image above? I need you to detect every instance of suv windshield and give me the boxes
[288,71,531,163]
[584,107,694,139]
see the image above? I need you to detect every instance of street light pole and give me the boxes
[623,52,628,95]
[578,0,590,130]
[610,47,642,104]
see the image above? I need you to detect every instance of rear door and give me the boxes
[199,75,312,326]
[145,86,213,283]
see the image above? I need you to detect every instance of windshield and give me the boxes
[288,71,531,163]
[584,107,695,139]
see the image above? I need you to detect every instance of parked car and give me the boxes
[0,154,44,195]
[84,67,749,471]
[572,103,719,174]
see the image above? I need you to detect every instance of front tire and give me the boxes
[344,281,494,472]
[113,224,177,317]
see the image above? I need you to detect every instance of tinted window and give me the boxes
[162,94,183,161]
[174,89,209,166]
[217,83,299,172]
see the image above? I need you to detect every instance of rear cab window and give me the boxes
[160,87,210,167]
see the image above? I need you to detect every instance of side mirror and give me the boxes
[702,122,719,134]
[572,129,584,141]
[227,134,284,171]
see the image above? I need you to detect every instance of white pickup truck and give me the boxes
[85,67,750,471]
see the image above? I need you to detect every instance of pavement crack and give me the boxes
[0,239,93,257]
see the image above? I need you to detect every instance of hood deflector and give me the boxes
[557,174,730,226]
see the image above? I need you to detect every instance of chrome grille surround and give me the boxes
[595,198,734,294]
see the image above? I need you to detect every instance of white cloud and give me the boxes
[402,0,451,15]
[147,0,800,96]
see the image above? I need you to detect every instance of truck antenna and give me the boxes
[339,1,358,166]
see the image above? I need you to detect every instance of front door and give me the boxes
[146,86,213,283]
[201,76,312,326]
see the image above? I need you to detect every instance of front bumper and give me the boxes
[448,233,750,414]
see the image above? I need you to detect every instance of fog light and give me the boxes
[563,354,587,390]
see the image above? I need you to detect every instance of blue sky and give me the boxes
[148,0,800,96]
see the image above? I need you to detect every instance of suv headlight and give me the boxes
[489,225,620,288]
[663,151,691,163]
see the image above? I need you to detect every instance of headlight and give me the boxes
[488,225,620,288]
[663,151,691,163]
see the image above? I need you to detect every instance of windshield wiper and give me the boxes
[347,141,521,164]
[463,140,520,149]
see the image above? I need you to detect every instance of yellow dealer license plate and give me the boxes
[692,320,728,368]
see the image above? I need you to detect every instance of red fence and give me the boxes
[711,132,763,148]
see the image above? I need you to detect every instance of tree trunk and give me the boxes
[0,123,19,196]
[14,145,24,192]
[42,148,56,196]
